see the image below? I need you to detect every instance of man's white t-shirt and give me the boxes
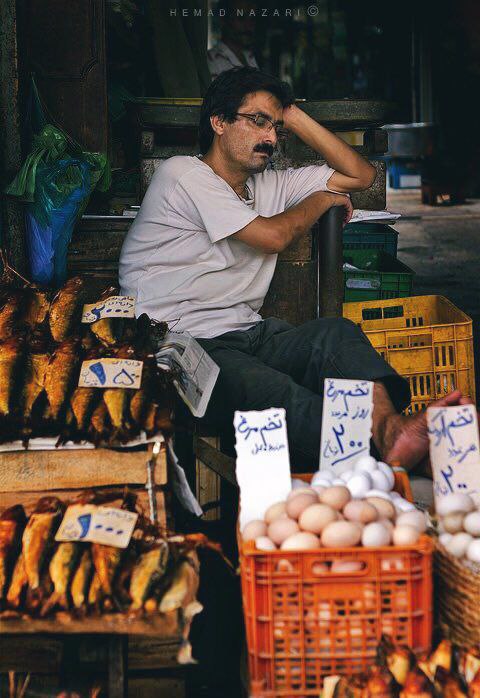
[119,156,335,339]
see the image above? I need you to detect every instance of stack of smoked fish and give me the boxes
[0,276,176,445]
[328,637,480,697]
[0,494,204,622]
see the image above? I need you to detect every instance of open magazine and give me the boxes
[155,331,220,418]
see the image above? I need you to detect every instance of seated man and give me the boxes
[120,66,464,471]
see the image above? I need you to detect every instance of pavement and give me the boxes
[387,189,480,399]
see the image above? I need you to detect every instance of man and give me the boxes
[120,67,465,471]
[208,1,259,81]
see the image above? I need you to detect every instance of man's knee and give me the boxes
[307,316,367,346]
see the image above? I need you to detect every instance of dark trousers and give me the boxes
[198,317,411,471]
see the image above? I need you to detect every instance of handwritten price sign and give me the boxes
[234,408,292,529]
[319,378,373,474]
[78,358,143,390]
[82,296,136,323]
[427,404,480,505]
[56,505,138,548]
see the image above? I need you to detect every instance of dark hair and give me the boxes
[198,67,295,154]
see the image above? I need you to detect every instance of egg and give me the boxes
[339,469,355,483]
[370,470,393,492]
[378,518,395,532]
[280,531,320,550]
[242,520,268,541]
[268,518,300,545]
[354,455,378,473]
[393,498,416,513]
[392,525,420,546]
[439,532,453,547]
[311,470,334,485]
[466,539,480,563]
[311,562,329,575]
[298,503,337,534]
[321,521,362,548]
[365,489,392,501]
[376,462,396,490]
[332,478,347,486]
[366,497,396,520]
[286,492,319,519]
[362,522,392,547]
[264,501,287,524]
[446,531,473,558]
[312,485,326,496]
[442,512,465,534]
[389,491,401,499]
[396,510,427,533]
[463,511,480,537]
[320,486,351,511]
[347,473,373,498]
[436,493,475,517]
[255,536,277,551]
[343,500,378,524]
[330,560,364,573]
[287,487,317,501]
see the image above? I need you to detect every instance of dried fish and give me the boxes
[41,542,80,615]
[44,337,81,421]
[89,401,110,444]
[400,668,435,697]
[91,543,123,596]
[6,553,28,608]
[158,550,199,614]
[90,286,120,347]
[24,287,51,328]
[71,548,94,610]
[0,505,27,600]
[87,571,103,609]
[49,276,86,342]
[129,357,156,427]
[0,289,24,338]
[22,497,63,590]
[129,541,169,611]
[70,387,99,433]
[21,334,50,423]
[470,669,480,697]
[365,665,399,697]
[0,337,24,418]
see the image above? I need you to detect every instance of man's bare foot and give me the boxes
[381,390,473,470]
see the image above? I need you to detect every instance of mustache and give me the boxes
[254,143,274,157]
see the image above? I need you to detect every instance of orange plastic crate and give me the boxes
[240,473,432,697]
[342,295,475,413]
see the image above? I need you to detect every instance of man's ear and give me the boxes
[210,114,226,137]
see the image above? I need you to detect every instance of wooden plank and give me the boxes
[0,610,182,636]
[261,260,317,325]
[108,636,127,698]
[193,437,237,487]
[128,676,185,698]
[0,636,63,673]
[0,443,167,492]
[195,436,220,521]
[128,636,181,670]
[0,488,167,529]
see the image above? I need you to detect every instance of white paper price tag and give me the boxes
[319,378,373,475]
[78,358,143,389]
[427,404,480,504]
[55,505,138,548]
[234,408,292,530]
[82,296,136,323]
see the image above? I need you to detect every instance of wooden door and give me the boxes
[20,0,108,152]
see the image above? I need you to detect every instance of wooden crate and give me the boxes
[0,442,168,528]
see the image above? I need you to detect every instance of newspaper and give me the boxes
[349,209,401,223]
[155,331,219,418]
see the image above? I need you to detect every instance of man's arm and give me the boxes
[283,105,377,193]
[232,190,352,254]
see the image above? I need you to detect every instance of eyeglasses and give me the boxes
[234,112,288,139]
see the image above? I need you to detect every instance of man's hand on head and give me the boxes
[282,104,305,133]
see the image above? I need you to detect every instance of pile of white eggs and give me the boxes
[437,493,480,563]
[242,456,427,551]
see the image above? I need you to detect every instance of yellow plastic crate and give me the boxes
[343,295,475,413]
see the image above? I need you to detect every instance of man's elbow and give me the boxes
[358,164,377,191]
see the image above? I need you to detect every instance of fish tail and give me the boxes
[40,591,68,617]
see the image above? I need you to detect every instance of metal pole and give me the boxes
[316,206,345,318]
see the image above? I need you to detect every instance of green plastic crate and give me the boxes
[343,223,399,257]
[343,249,414,302]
